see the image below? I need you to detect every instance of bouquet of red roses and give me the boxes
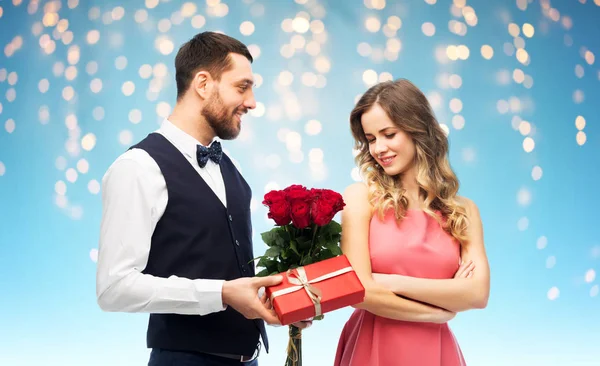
[255,184,346,366]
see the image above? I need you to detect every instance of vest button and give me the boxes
[229,214,233,221]
[235,240,239,246]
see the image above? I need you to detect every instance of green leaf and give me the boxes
[255,268,270,277]
[300,256,314,266]
[265,246,281,257]
[289,240,300,256]
[325,241,342,256]
[277,262,289,272]
[261,230,279,247]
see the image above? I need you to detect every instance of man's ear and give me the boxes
[193,71,213,100]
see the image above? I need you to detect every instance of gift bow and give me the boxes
[270,265,354,317]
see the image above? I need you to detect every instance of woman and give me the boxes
[334,79,490,366]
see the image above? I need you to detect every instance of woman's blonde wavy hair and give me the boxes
[350,79,469,244]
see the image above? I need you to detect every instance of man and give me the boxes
[96,31,310,366]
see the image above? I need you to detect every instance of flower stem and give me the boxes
[285,325,302,366]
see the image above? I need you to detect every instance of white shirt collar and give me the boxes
[159,118,219,160]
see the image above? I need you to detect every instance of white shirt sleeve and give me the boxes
[95,149,227,316]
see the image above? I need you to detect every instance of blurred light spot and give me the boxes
[139,64,153,79]
[55,180,67,195]
[285,131,302,151]
[86,61,98,75]
[89,248,98,262]
[5,118,15,133]
[519,121,531,135]
[240,21,255,36]
[449,98,462,113]
[546,256,556,269]
[56,157,67,171]
[439,123,450,136]
[88,180,101,195]
[308,148,324,163]
[156,102,172,118]
[575,116,586,130]
[517,188,531,206]
[508,23,520,37]
[522,23,535,37]
[379,72,393,82]
[115,56,127,70]
[158,18,171,33]
[517,217,529,231]
[449,74,462,88]
[591,285,599,297]
[363,69,378,86]
[422,22,435,36]
[278,71,294,86]
[191,14,206,29]
[481,45,493,59]
[92,106,104,121]
[87,30,100,45]
[62,86,75,101]
[250,102,265,117]
[281,19,294,32]
[365,16,381,33]
[65,66,77,81]
[513,69,525,83]
[119,130,133,145]
[584,50,595,65]
[573,89,584,104]
[6,88,16,102]
[265,154,281,169]
[305,120,322,135]
[82,133,97,151]
[77,159,89,174]
[575,64,584,78]
[129,109,142,124]
[156,36,174,55]
[248,44,261,59]
[39,78,50,93]
[585,269,596,283]
[547,286,559,300]
[532,166,543,181]
[66,168,78,183]
[122,81,135,96]
[537,236,547,249]
[452,115,465,130]
[264,181,280,193]
[576,131,586,145]
[90,78,102,93]
[523,137,535,152]
[39,105,50,124]
[293,17,310,33]
[146,0,159,9]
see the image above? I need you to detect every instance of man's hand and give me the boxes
[454,260,475,279]
[259,291,313,329]
[222,275,283,325]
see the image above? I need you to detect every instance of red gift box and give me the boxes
[264,254,365,326]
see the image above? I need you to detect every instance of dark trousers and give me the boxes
[148,349,259,366]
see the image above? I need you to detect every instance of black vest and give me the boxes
[131,133,267,356]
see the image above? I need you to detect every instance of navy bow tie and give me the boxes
[196,141,222,168]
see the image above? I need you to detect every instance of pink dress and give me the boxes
[334,209,466,366]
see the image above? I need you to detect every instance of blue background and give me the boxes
[0,0,598,365]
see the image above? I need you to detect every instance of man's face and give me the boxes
[202,53,256,140]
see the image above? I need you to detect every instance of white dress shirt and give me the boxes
[96,119,229,316]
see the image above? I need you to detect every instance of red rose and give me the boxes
[283,185,313,228]
[310,189,346,226]
[262,190,291,226]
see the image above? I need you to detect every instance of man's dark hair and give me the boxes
[175,31,253,100]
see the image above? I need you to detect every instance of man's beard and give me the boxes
[201,91,241,140]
